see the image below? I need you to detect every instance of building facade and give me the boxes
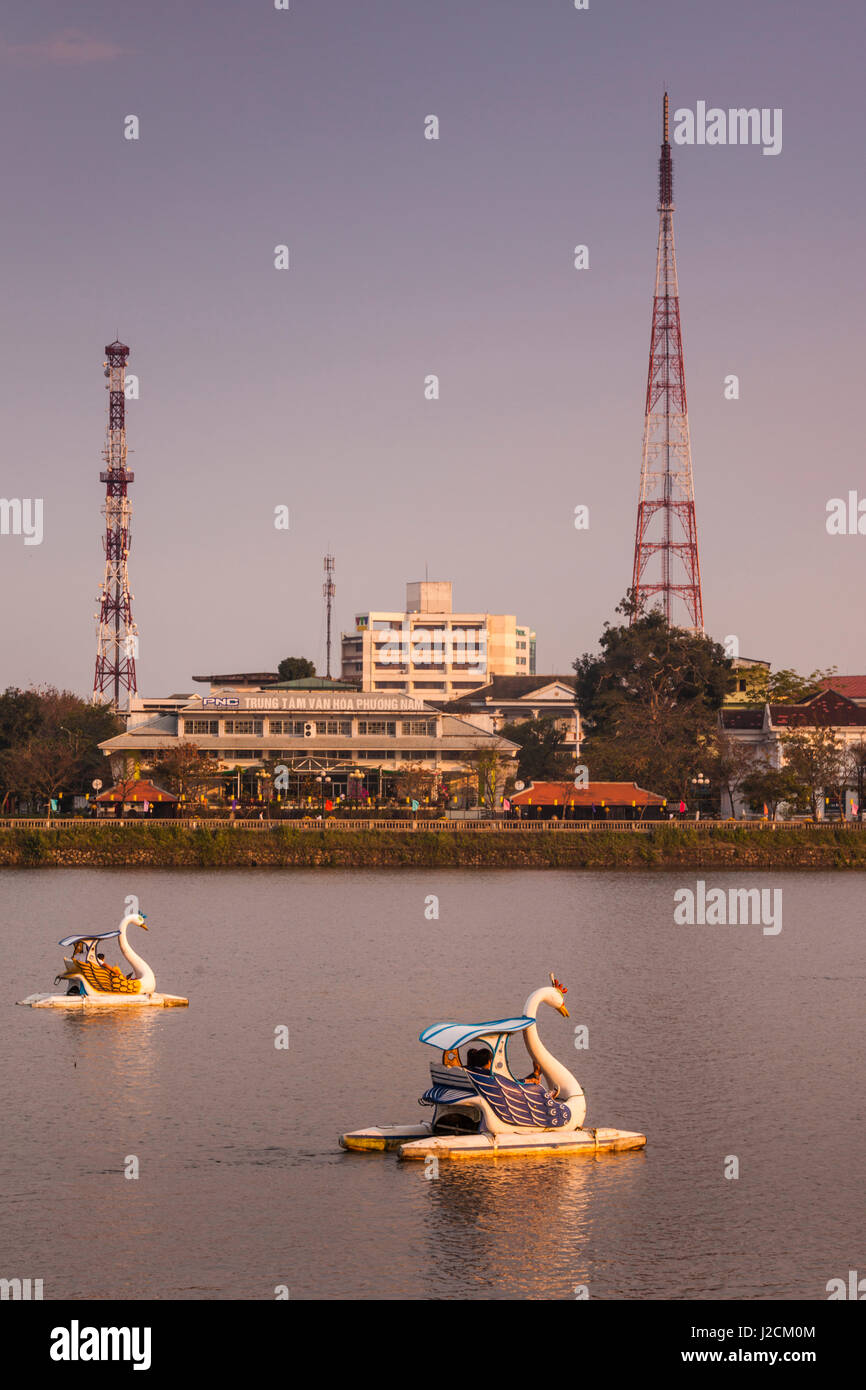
[99,677,518,802]
[435,676,581,760]
[721,687,866,818]
[341,581,536,698]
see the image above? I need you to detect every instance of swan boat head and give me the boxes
[417,974,584,1135]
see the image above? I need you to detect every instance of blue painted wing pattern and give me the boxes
[466,1069,571,1129]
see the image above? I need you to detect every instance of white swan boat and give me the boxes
[17,912,188,1009]
[341,975,646,1160]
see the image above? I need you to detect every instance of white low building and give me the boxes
[100,676,517,801]
[720,687,866,818]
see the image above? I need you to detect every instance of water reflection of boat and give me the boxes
[341,975,646,1160]
[17,912,188,1009]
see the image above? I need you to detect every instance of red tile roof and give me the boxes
[769,690,866,728]
[510,780,665,807]
[818,676,866,700]
[96,779,177,803]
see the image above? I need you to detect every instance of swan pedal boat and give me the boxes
[341,976,646,1161]
[17,912,189,1009]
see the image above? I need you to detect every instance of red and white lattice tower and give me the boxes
[93,340,138,708]
[631,93,704,632]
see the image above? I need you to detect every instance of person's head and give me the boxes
[97,953,106,964]
[466,1046,492,1071]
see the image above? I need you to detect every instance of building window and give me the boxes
[401,720,436,736]
[224,720,263,736]
[357,720,396,736]
[183,719,219,735]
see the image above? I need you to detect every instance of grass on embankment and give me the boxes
[1,823,866,869]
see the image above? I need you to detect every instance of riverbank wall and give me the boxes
[2,824,865,869]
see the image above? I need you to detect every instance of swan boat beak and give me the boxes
[557,1003,569,1017]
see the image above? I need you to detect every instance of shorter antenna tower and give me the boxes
[323,554,336,679]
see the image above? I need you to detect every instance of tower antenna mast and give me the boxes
[631,93,703,631]
[93,340,138,709]
[323,554,336,679]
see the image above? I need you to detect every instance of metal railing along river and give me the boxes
[0,818,859,832]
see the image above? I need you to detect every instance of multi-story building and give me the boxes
[341,581,536,698]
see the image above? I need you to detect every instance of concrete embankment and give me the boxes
[1,824,865,869]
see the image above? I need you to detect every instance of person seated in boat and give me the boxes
[465,1046,492,1072]
[96,952,127,983]
[520,1062,543,1087]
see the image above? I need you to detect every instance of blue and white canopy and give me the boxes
[58,930,121,947]
[419,1017,534,1051]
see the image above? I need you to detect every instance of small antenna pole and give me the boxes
[323,554,336,679]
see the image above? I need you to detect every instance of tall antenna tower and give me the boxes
[93,340,138,709]
[631,93,704,631]
[323,554,336,679]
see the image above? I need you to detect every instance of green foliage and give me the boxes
[0,686,121,811]
[276,657,317,682]
[741,666,838,704]
[739,767,802,817]
[499,717,572,783]
[0,688,43,749]
[573,599,735,803]
[779,727,847,817]
[152,743,214,801]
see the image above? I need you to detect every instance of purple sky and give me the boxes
[1,0,864,697]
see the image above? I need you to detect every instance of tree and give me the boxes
[574,597,735,804]
[0,687,43,811]
[464,742,512,814]
[0,687,121,815]
[741,666,838,704]
[499,717,572,783]
[711,728,760,817]
[739,766,801,819]
[779,727,846,819]
[99,768,143,818]
[277,657,316,682]
[152,743,214,805]
[394,762,436,806]
[0,688,43,749]
[2,738,82,819]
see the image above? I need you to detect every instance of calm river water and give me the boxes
[1,868,863,1300]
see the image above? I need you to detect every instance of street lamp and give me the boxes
[315,773,331,817]
[690,772,710,819]
[348,768,364,810]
